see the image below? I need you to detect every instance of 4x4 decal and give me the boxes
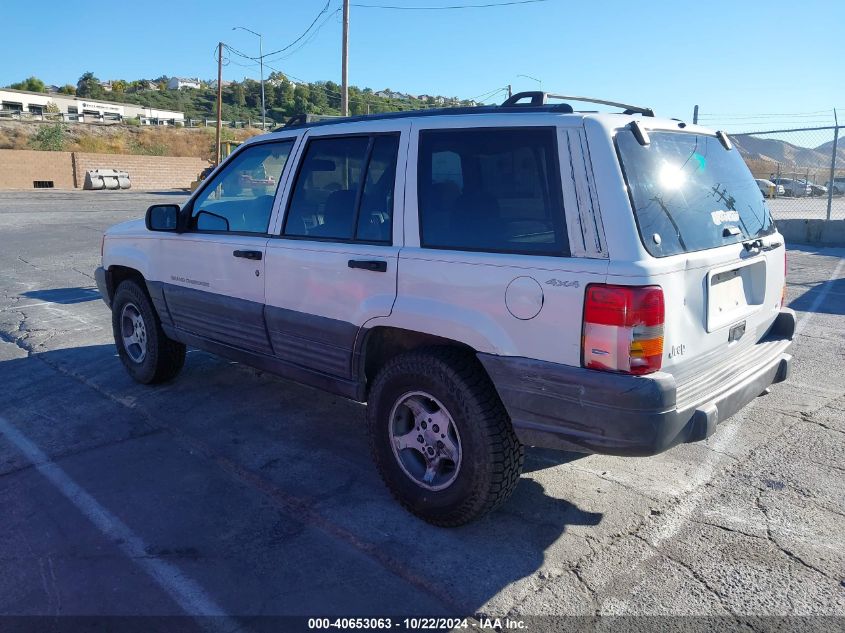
[545,279,579,288]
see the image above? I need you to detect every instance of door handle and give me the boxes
[348,259,387,272]
[233,250,262,260]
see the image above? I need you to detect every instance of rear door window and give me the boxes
[616,130,775,257]
[417,127,568,256]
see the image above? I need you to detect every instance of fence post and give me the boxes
[827,125,839,221]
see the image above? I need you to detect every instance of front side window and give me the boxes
[616,130,775,257]
[283,134,400,243]
[417,127,568,256]
[191,140,294,234]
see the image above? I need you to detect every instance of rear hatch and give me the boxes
[615,128,786,403]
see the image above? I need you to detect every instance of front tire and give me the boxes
[367,348,524,526]
[111,279,186,384]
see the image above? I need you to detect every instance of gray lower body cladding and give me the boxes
[479,309,796,457]
[144,280,364,400]
[94,266,111,308]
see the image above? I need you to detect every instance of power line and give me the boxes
[265,9,342,63]
[262,1,335,59]
[469,86,508,103]
[351,0,548,9]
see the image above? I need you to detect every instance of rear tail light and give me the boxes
[582,284,665,375]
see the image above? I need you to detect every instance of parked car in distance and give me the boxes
[771,177,811,197]
[826,177,845,195]
[802,181,827,197]
[755,178,785,198]
[96,93,794,526]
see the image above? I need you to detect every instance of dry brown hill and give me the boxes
[0,119,262,161]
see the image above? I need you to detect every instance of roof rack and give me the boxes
[271,91,652,132]
[274,102,571,131]
[501,91,654,117]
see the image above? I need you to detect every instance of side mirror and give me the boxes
[145,204,180,231]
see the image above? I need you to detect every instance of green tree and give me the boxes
[9,76,46,92]
[232,83,246,108]
[264,82,276,110]
[57,84,76,95]
[324,80,341,110]
[276,80,295,110]
[308,83,328,111]
[293,84,310,114]
[77,72,104,99]
[30,123,66,151]
[242,79,261,109]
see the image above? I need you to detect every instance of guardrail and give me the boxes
[0,110,275,129]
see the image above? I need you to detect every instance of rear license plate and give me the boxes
[729,320,746,343]
[706,259,767,332]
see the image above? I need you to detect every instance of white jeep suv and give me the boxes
[96,93,794,526]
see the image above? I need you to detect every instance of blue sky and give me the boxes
[4,0,843,130]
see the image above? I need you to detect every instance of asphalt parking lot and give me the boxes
[0,190,843,628]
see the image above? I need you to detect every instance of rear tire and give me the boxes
[367,347,524,527]
[111,279,186,384]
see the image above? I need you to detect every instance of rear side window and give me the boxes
[417,128,568,256]
[283,134,399,243]
[616,130,775,257]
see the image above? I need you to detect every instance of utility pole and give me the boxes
[341,0,350,116]
[216,42,223,166]
[693,105,699,125]
[507,84,512,99]
[259,35,265,128]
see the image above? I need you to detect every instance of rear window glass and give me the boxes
[418,128,568,256]
[616,130,775,257]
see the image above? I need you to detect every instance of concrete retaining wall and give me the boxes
[0,149,209,190]
[0,149,76,189]
[72,153,209,190]
[778,219,845,247]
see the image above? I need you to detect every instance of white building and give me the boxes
[167,77,201,90]
[0,89,185,125]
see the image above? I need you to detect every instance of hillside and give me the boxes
[732,134,844,168]
[8,73,481,125]
[0,119,262,160]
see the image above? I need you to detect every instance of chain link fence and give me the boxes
[732,125,843,221]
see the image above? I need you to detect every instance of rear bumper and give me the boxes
[479,309,795,457]
[94,266,111,308]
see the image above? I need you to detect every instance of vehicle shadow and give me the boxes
[21,287,101,304]
[523,447,587,473]
[0,343,604,616]
[789,276,845,316]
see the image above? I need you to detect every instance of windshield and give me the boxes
[616,130,774,257]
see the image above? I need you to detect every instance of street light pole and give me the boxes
[233,26,265,129]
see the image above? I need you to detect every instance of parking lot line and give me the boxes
[795,258,845,336]
[0,415,243,631]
